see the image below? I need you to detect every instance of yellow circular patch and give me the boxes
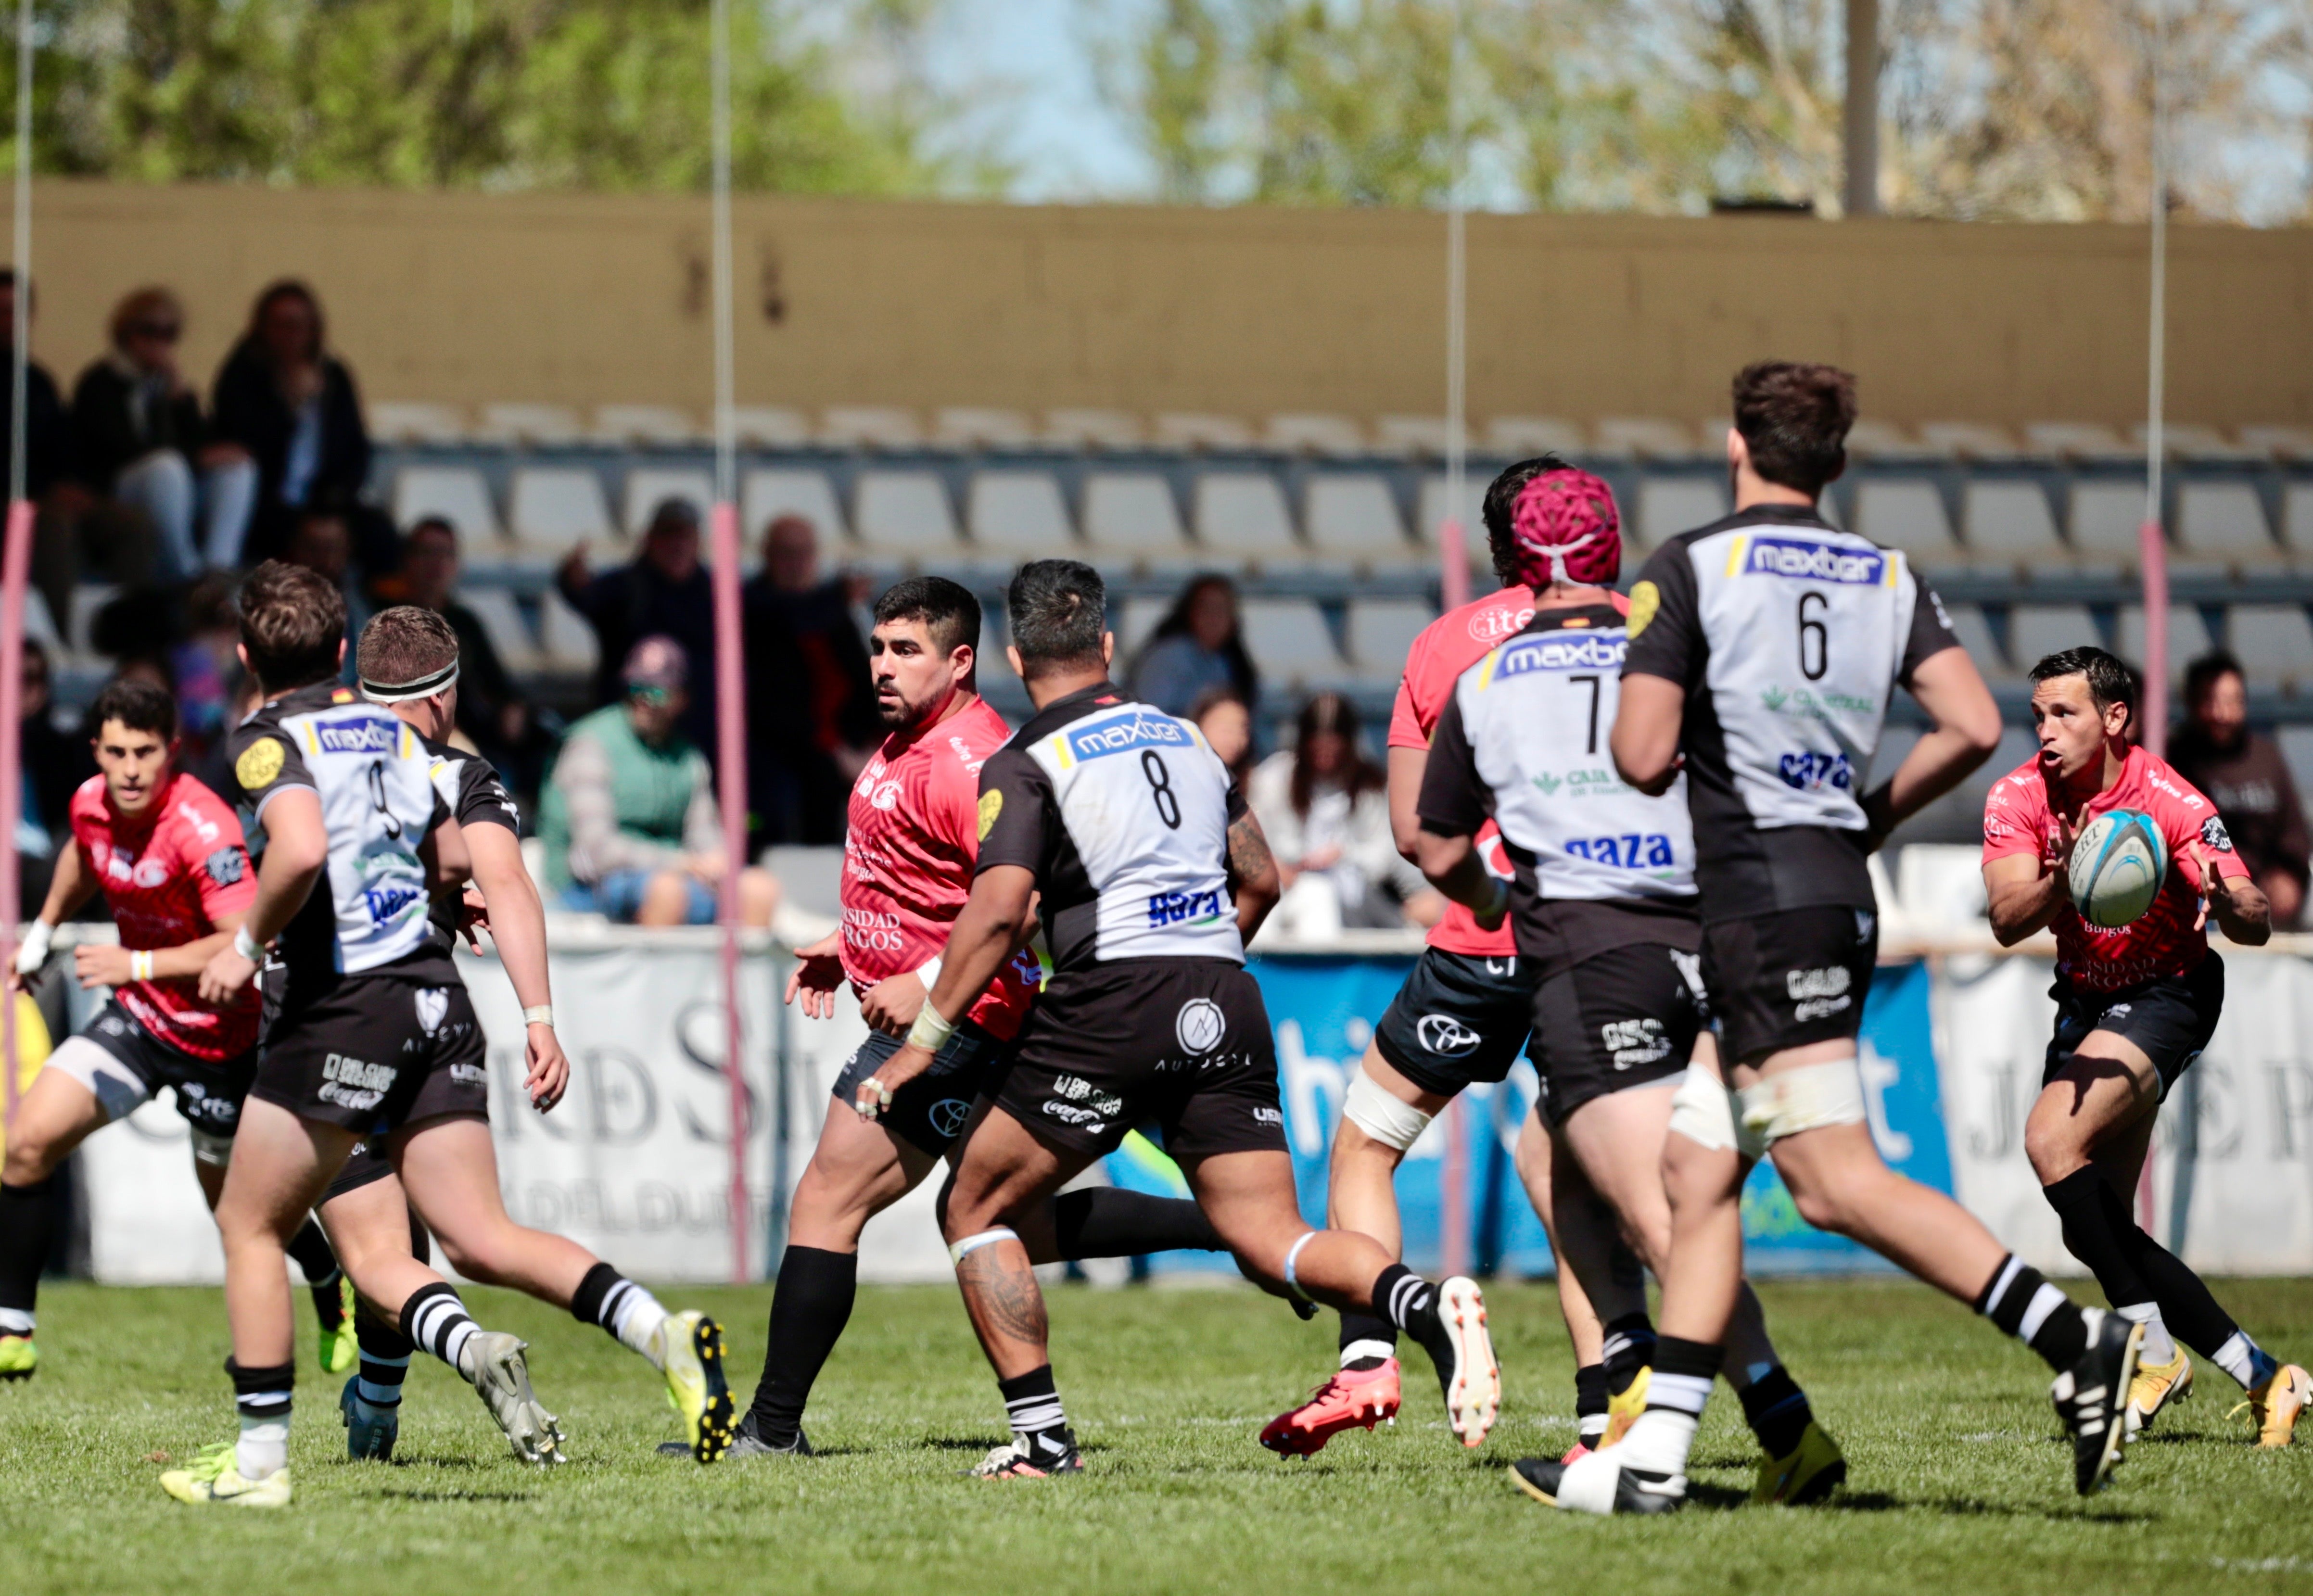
[234,736,286,792]
[1626,580,1661,640]
[977,788,1004,841]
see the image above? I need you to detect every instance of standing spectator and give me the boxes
[1246,691,1436,937]
[1129,572,1258,717]
[283,507,370,679]
[16,641,92,919]
[398,515,539,785]
[209,279,387,572]
[71,287,256,580]
[743,512,875,844]
[539,637,778,927]
[557,498,718,755]
[1191,685,1256,788]
[2170,649,2310,928]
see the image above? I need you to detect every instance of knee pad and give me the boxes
[190,1127,234,1169]
[1667,1063,1756,1159]
[1736,1057,1866,1151]
[1344,1069,1433,1153]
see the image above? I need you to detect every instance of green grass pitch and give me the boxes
[4,1277,2312,1595]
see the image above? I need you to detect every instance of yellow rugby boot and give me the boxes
[2124,1343,2192,1436]
[1753,1419,1847,1505]
[159,1443,292,1508]
[2238,1363,2311,1449]
[1602,1366,1650,1448]
[0,1333,35,1381]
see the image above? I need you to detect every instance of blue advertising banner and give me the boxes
[1105,956,1954,1278]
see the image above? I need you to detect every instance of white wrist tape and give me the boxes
[129,950,154,983]
[906,999,956,1056]
[522,1005,554,1027]
[947,1227,1017,1267]
[13,919,52,976]
[1344,1069,1435,1153]
[233,925,265,962]
[917,953,942,988]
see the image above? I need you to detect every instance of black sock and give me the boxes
[0,1177,57,1332]
[1371,1263,1435,1336]
[2042,1169,2153,1310]
[1975,1253,2090,1371]
[286,1217,343,1326]
[1574,1363,1609,1443]
[227,1356,294,1423]
[1337,1310,1398,1371]
[1736,1365,1813,1458]
[352,1297,411,1411]
[997,1363,1074,1460]
[1051,1189,1223,1256]
[746,1246,857,1444]
[401,1282,480,1375]
[2099,1183,2241,1357]
[1602,1310,1657,1397]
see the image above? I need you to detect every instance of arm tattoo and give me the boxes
[958,1244,1049,1348]
[1225,812,1274,891]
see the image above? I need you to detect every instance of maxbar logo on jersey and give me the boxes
[1176,998,1226,1055]
[1491,631,1626,679]
[1739,535,1889,585]
[314,715,404,754]
[1060,710,1193,765]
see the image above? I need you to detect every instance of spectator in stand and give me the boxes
[1129,572,1258,717]
[1191,685,1256,788]
[16,641,92,919]
[71,287,256,581]
[539,636,778,928]
[743,512,875,845]
[397,515,540,788]
[1246,691,1437,937]
[283,507,370,679]
[558,498,719,755]
[209,279,390,572]
[2170,649,2310,929]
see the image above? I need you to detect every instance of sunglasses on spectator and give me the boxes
[626,684,676,705]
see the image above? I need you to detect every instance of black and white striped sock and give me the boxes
[352,1298,412,1413]
[997,1364,1072,1460]
[571,1262,671,1367]
[401,1282,480,1378]
[228,1357,293,1480]
[1975,1253,2090,1371]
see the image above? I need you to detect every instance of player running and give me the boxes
[1527,361,2137,1513]
[159,563,553,1507]
[856,559,1499,1479]
[1409,465,1846,1505]
[1261,461,1632,1461]
[320,616,736,1467]
[732,578,1236,1459]
[1,678,353,1382]
[1983,646,2306,1447]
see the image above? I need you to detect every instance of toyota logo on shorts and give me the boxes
[929,1099,972,1139]
[1416,1013,1482,1057]
[1176,998,1226,1054]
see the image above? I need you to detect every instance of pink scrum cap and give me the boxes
[1507,468,1622,589]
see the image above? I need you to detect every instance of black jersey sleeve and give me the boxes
[1898,577,1966,686]
[1619,540,1703,687]
[1416,691,1492,837]
[227,708,314,814]
[454,756,521,831]
[973,744,1056,877]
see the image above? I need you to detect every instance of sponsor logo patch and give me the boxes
[415,988,450,1035]
[1625,581,1660,639]
[1493,631,1627,678]
[1416,1013,1483,1057]
[2200,815,2235,853]
[1743,535,1887,585]
[930,1099,973,1139]
[1041,1101,1106,1130]
[1176,997,1226,1055]
[977,789,1003,840]
[1251,1106,1284,1127]
[204,847,246,887]
[315,717,400,755]
[1063,710,1192,763]
[234,737,286,791]
[1601,1017,1672,1070]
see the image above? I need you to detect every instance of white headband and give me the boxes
[359,660,459,704]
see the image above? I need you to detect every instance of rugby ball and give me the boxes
[2068,810,2168,928]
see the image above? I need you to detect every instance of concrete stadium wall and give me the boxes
[23,179,2313,428]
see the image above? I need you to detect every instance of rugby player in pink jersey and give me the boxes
[727,577,1233,1459]
[1984,645,2306,1446]
[0,677,351,1381]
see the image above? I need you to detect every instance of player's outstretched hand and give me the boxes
[855,1042,933,1121]
[525,1022,570,1113]
[2188,841,2226,933]
[784,929,846,1020]
[859,971,926,1037]
[198,944,259,1007]
[72,942,134,991]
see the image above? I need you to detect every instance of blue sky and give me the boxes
[921,0,1158,200]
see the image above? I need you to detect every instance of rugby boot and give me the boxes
[2124,1344,2192,1436]
[653,1310,736,1464]
[1259,1359,1400,1457]
[341,1375,399,1461]
[659,1412,810,1460]
[0,1332,35,1381]
[1559,1440,1594,1465]
[968,1435,1083,1479]
[2239,1363,2311,1449]
[2052,1309,2141,1495]
[160,1443,292,1508]
[1510,1448,1685,1515]
[460,1331,567,1466]
[1412,1277,1500,1449]
[317,1276,358,1377]
[1752,1419,1847,1505]
[1602,1366,1650,1447]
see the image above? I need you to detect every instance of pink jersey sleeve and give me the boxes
[2159,779,2250,893]
[180,785,258,924]
[1980,766,2045,863]
[1386,676,1426,749]
[1389,633,1452,747]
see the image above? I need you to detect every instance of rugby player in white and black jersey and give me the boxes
[1525,362,2137,1514]
[852,560,1500,1478]
[315,609,737,1469]
[1407,467,1846,1507]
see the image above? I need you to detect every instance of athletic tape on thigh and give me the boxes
[1282,1231,1318,1302]
[189,1127,234,1168]
[1737,1057,1867,1149]
[947,1227,1018,1267]
[1666,1062,1750,1155]
[1344,1070,1433,1153]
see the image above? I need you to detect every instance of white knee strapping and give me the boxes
[1737,1057,1867,1150]
[947,1227,1018,1267]
[1282,1230,1318,1301]
[1344,1070,1433,1153]
[1666,1063,1755,1159]
[189,1127,234,1169]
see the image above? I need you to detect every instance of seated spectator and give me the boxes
[2170,649,2309,929]
[1129,572,1258,717]
[71,287,256,580]
[743,512,876,845]
[283,508,371,679]
[1191,685,1256,788]
[396,515,541,786]
[1247,691,1437,937]
[209,279,390,573]
[17,641,92,919]
[557,498,718,754]
[540,636,778,928]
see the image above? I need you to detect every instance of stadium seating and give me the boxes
[1192,473,1300,564]
[1304,475,1413,565]
[1155,413,1255,451]
[592,405,702,447]
[481,404,585,448]
[744,468,850,546]
[371,401,470,446]
[966,471,1077,557]
[1963,481,2067,567]
[935,408,1038,451]
[457,586,541,671]
[2229,606,2313,688]
[2176,482,2277,564]
[1373,416,1451,457]
[2067,481,2150,568]
[2007,605,2099,669]
[1854,480,1963,565]
[1263,414,1367,456]
[729,407,813,449]
[509,466,617,553]
[1346,597,1438,683]
[1237,598,1347,689]
[537,586,599,671]
[1485,417,1585,456]
[1415,475,1488,567]
[821,407,923,450]
[855,471,963,560]
[394,465,502,541]
[2027,422,2137,463]
[1117,595,1171,657]
[1920,422,2020,459]
[622,468,714,538]
[1592,418,1696,459]
[1083,473,1193,563]
[2116,605,2217,667]
[1635,478,1728,550]
[1940,603,2011,680]
[1044,408,1145,450]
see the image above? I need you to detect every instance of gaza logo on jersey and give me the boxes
[1493,631,1626,678]
[1064,710,1192,763]
[314,715,401,755]
[1742,536,1886,585]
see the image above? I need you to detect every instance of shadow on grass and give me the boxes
[378,1489,539,1504]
